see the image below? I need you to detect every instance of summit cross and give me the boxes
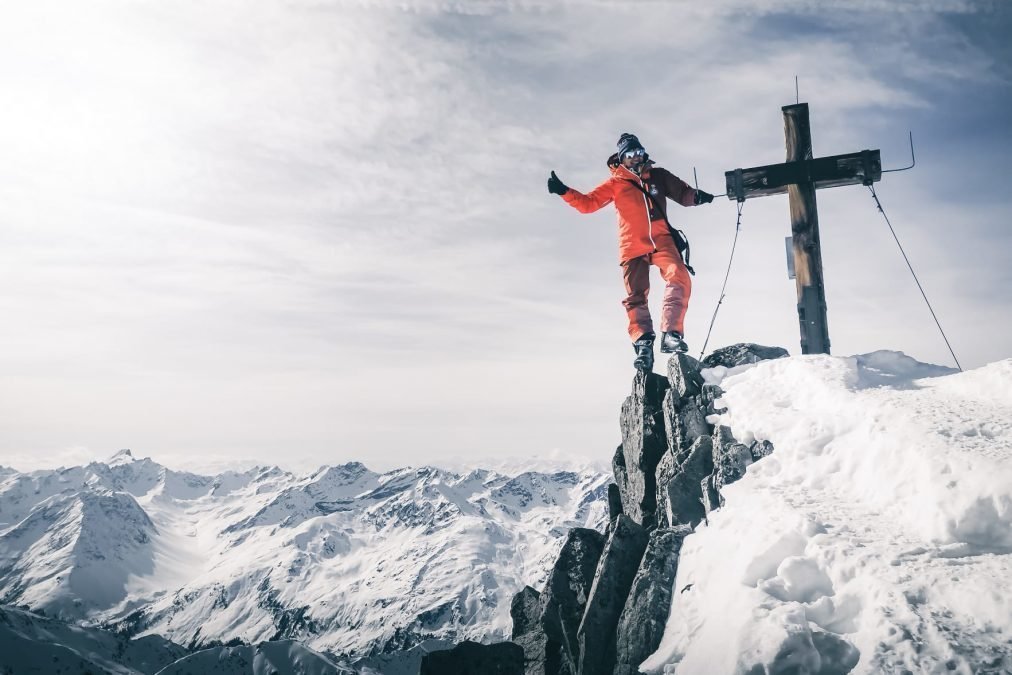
[725,102,882,355]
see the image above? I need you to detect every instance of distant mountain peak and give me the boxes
[107,448,135,466]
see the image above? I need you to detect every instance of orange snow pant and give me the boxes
[621,236,692,341]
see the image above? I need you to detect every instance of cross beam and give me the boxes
[722,103,882,355]
[726,149,882,201]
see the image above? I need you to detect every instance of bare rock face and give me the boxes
[576,515,649,675]
[702,343,789,369]
[701,473,721,516]
[420,640,525,675]
[511,343,789,675]
[751,439,775,461]
[667,353,705,401]
[655,435,713,530]
[613,372,670,529]
[613,526,692,675]
[662,390,710,465]
[712,425,754,500]
[607,484,623,522]
[511,586,542,640]
[511,527,605,675]
[700,383,727,416]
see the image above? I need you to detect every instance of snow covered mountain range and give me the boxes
[0,452,609,666]
[2,349,1010,675]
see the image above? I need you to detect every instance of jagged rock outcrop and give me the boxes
[701,383,726,416]
[512,527,606,675]
[701,472,721,516]
[712,425,754,503]
[667,353,705,401]
[613,372,669,529]
[576,515,648,675]
[702,343,789,369]
[655,435,713,529]
[515,343,788,675]
[751,439,775,460]
[512,586,548,675]
[420,640,525,675]
[511,586,542,639]
[663,389,709,466]
[613,526,692,675]
[607,484,623,521]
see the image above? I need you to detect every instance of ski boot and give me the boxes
[632,334,655,371]
[659,331,689,354]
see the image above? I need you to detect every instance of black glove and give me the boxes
[547,170,569,196]
[694,189,714,205]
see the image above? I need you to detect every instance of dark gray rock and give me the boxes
[666,353,704,401]
[576,515,649,675]
[663,391,711,464]
[700,384,726,416]
[511,586,541,639]
[607,484,623,521]
[613,372,669,529]
[611,445,627,512]
[514,631,548,675]
[702,343,789,369]
[420,640,524,675]
[654,451,677,509]
[701,473,720,516]
[613,526,692,675]
[538,527,606,675]
[712,426,753,499]
[655,435,713,530]
[750,439,775,461]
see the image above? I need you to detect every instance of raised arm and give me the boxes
[558,177,615,214]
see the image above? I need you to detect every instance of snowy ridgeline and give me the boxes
[641,352,1012,674]
[0,450,609,668]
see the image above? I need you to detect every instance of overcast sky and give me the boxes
[1,0,1009,474]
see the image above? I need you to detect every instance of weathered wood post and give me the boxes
[783,103,830,354]
[724,103,881,357]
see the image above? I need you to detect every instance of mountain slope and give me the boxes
[0,489,156,617]
[0,455,609,661]
[0,604,187,674]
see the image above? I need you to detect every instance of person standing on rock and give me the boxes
[547,133,714,371]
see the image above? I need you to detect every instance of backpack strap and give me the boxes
[625,180,695,275]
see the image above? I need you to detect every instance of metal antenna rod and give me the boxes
[882,131,916,173]
[795,75,799,104]
[694,166,729,198]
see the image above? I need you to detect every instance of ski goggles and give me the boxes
[621,147,646,160]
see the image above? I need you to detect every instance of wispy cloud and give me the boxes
[0,0,1008,469]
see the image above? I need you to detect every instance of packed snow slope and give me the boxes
[643,351,1012,674]
[0,455,608,661]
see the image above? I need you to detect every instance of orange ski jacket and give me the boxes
[561,155,698,262]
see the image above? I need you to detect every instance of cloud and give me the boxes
[0,0,1008,469]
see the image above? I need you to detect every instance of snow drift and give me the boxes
[643,351,1012,674]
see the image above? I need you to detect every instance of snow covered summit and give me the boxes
[505,347,1010,675]
[643,351,1012,674]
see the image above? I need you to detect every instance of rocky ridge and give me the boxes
[422,343,789,675]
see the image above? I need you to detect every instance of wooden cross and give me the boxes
[724,102,882,355]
